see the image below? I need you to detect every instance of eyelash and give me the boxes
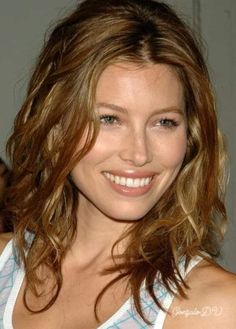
[99,114,179,128]
[99,114,120,126]
[157,118,179,128]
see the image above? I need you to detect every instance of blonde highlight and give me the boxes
[5,0,227,325]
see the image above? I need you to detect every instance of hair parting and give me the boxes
[5,0,227,324]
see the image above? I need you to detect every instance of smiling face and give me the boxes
[71,63,187,221]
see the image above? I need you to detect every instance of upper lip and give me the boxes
[102,170,156,179]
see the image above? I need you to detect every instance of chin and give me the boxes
[102,206,152,222]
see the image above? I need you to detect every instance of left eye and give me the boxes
[157,118,178,128]
[99,115,119,125]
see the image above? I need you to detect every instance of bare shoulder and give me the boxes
[165,259,236,329]
[0,232,13,255]
[188,257,236,286]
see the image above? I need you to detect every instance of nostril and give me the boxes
[119,135,152,166]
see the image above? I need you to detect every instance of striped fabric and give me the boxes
[0,240,19,329]
[0,239,202,329]
[98,279,168,328]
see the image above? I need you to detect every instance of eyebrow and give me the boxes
[96,102,184,116]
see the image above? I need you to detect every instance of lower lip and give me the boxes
[103,175,155,197]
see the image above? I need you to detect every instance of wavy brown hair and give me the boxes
[6,0,227,324]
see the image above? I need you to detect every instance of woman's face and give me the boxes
[71,63,187,221]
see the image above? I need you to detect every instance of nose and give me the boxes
[119,128,153,167]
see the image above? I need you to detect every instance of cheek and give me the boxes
[156,133,187,168]
[71,130,116,184]
[80,133,117,165]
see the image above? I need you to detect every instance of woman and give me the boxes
[0,0,235,328]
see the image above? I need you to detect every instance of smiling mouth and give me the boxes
[103,172,153,188]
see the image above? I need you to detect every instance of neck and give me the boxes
[67,199,133,269]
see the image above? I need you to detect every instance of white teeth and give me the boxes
[115,176,120,185]
[134,178,140,188]
[103,172,152,188]
[140,178,145,187]
[126,178,133,187]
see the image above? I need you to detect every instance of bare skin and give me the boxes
[0,233,130,329]
[1,64,236,328]
[164,260,236,329]
[0,234,236,329]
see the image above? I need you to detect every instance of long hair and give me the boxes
[6,0,227,324]
[0,158,12,232]
[0,158,10,207]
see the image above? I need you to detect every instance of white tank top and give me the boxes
[0,239,203,329]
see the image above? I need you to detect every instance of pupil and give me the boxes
[162,119,170,126]
[107,116,114,122]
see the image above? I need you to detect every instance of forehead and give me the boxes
[97,62,181,83]
[95,63,185,111]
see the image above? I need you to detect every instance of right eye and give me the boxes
[99,114,120,126]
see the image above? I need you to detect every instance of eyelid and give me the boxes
[154,117,180,128]
[98,112,182,128]
[99,114,121,126]
[99,114,120,120]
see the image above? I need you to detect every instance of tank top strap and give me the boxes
[153,255,204,329]
[0,239,20,328]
